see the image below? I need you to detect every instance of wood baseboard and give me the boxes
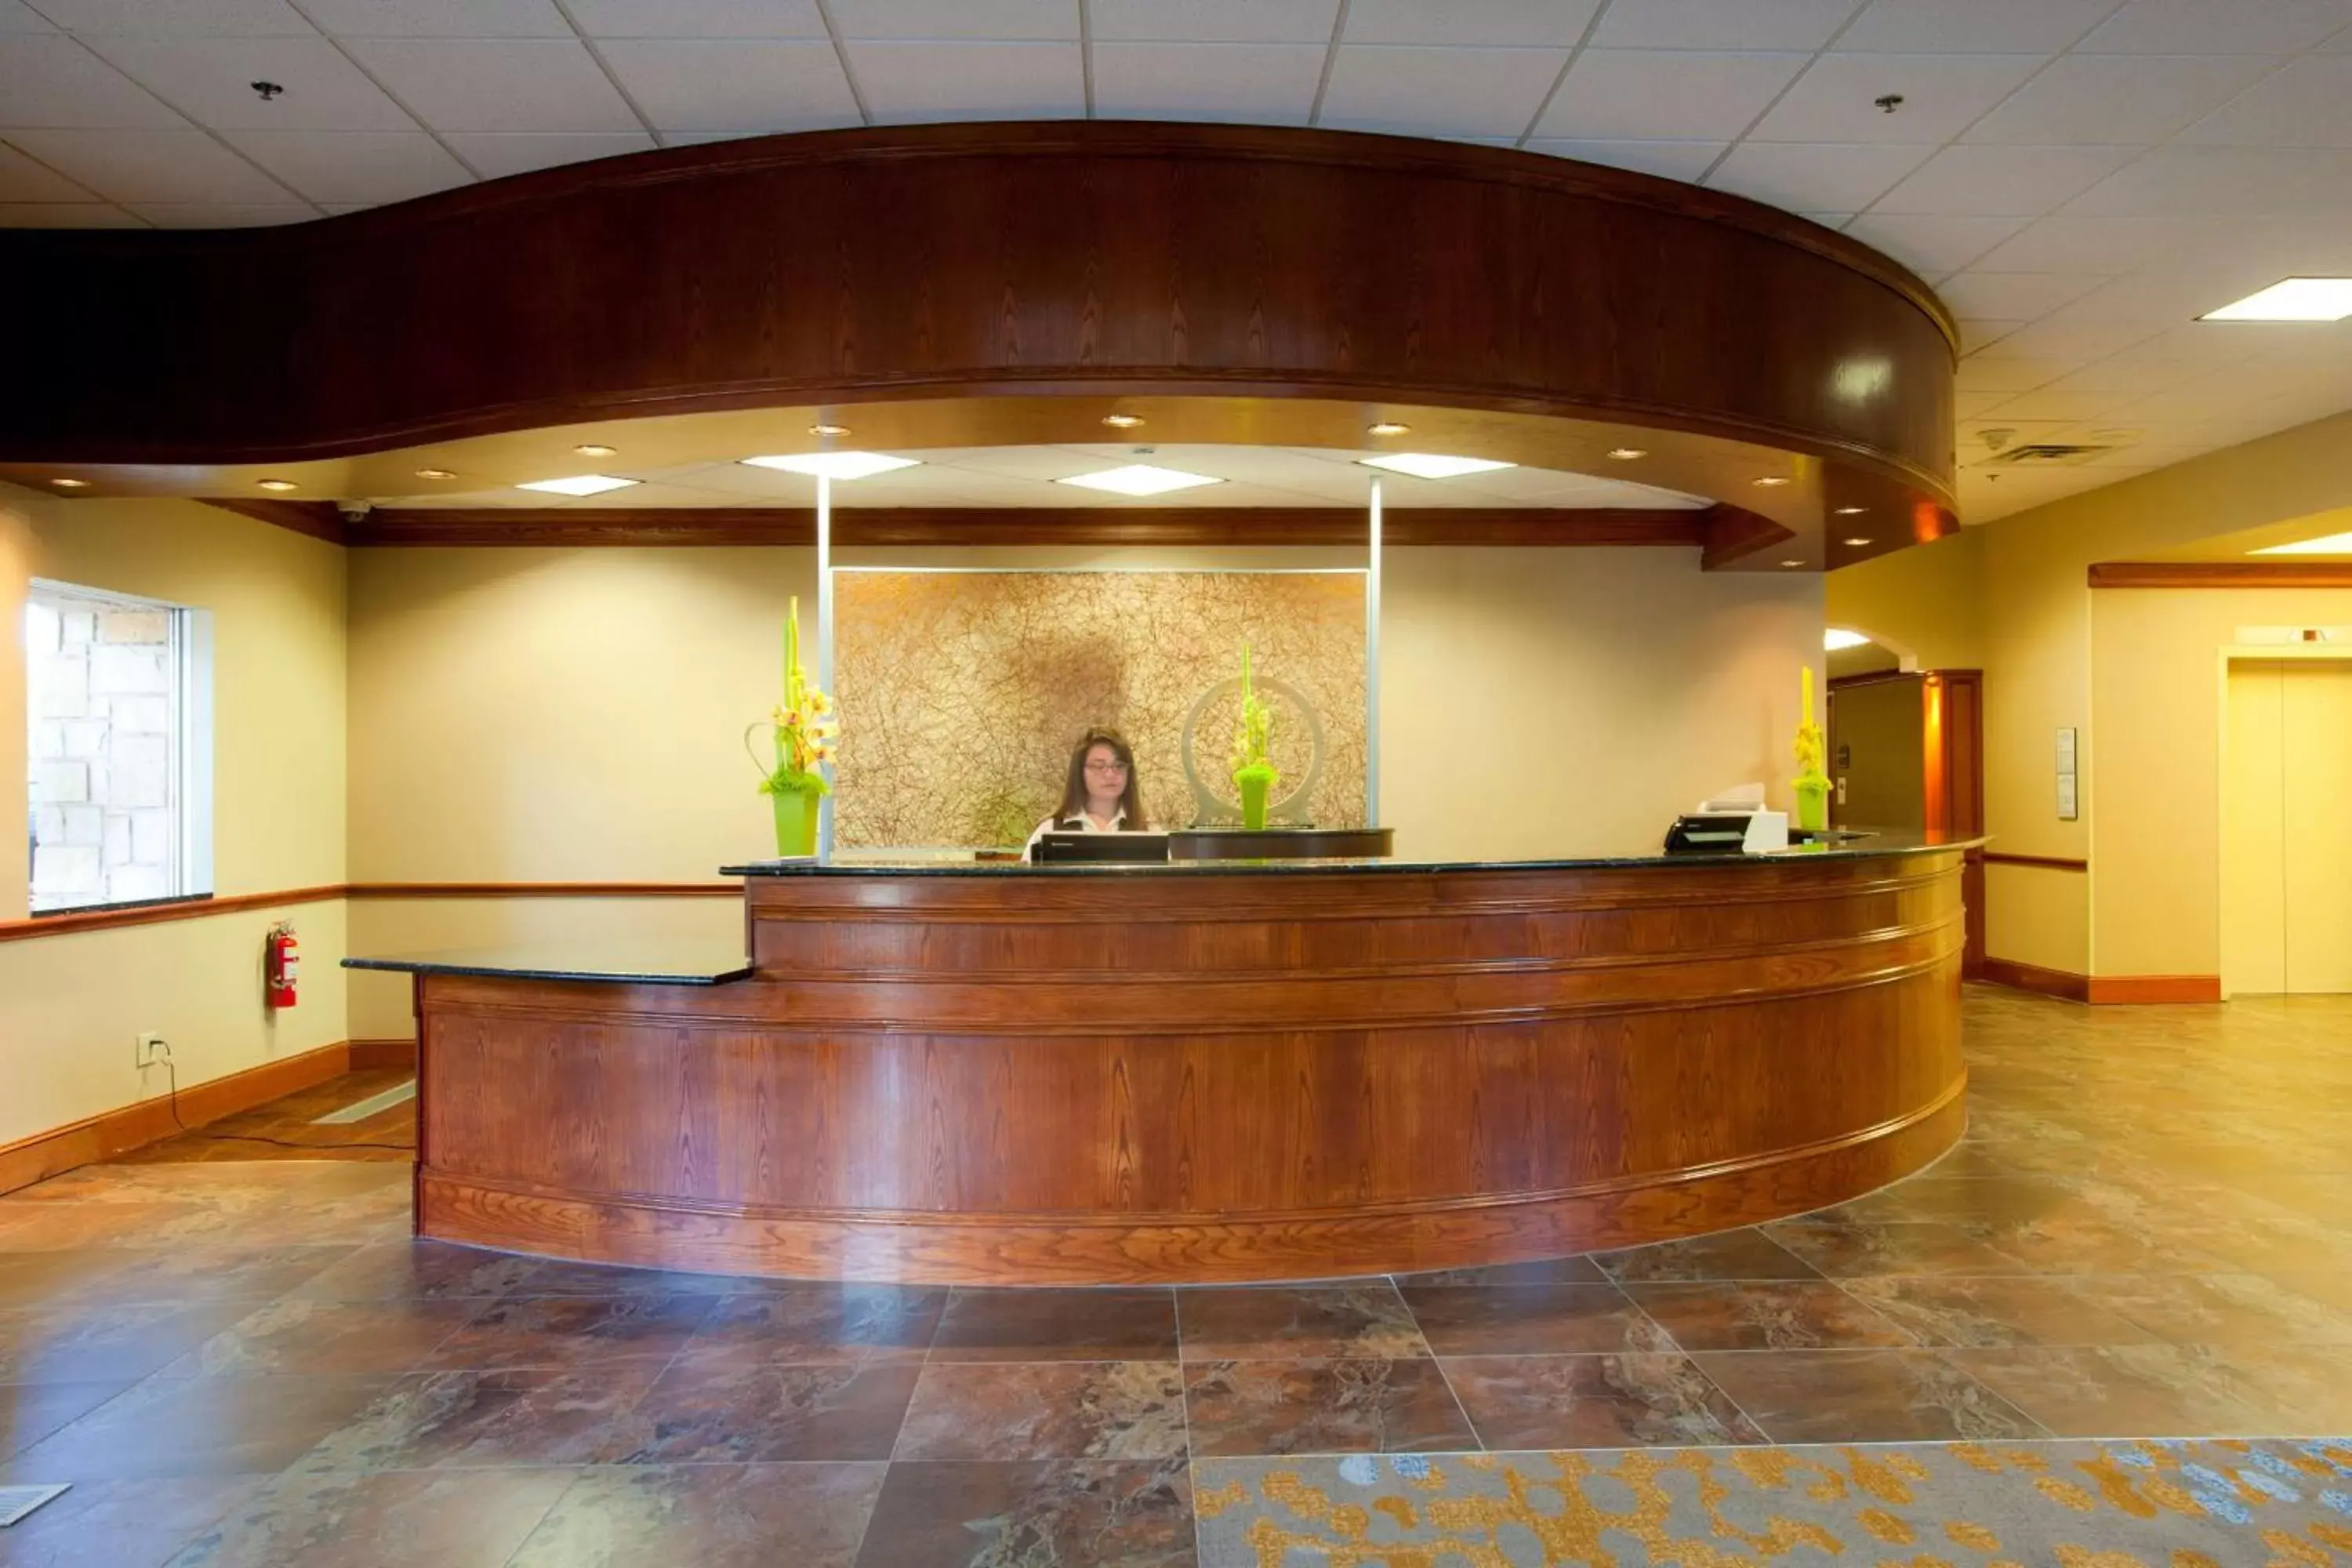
[348,1038,419,1071]
[0,1038,377,1196]
[1978,957,2090,1002]
[2087,975,2224,1004]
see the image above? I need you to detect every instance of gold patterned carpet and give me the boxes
[1192,1438,2352,1566]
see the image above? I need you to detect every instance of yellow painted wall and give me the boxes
[1828,677,1924,830]
[0,487,350,1148]
[1825,529,1984,672]
[0,495,30,916]
[2091,590,2352,980]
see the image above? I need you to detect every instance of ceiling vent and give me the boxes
[1988,442,2113,466]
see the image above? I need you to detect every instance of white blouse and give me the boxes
[1023,808,1129,861]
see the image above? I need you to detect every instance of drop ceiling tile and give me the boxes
[222,128,471,203]
[2063,267,2289,323]
[1835,0,2113,52]
[1938,270,2108,318]
[1091,0,1338,43]
[129,200,315,223]
[1867,143,2137,214]
[1343,0,1603,47]
[1843,212,2031,275]
[1751,53,2045,143]
[1955,318,2025,352]
[2080,0,2352,53]
[1961,53,2277,144]
[1966,212,2216,273]
[339,38,642,132]
[847,41,1083,121]
[2071,144,2352,216]
[1704,141,1933,212]
[34,0,314,31]
[0,1,56,28]
[3,126,293,202]
[0,34,183,128]
[1318,45,1576,140]
[2040,356,2210,395]
[826,0,1076,40]
[1954,354,2071,393]
[600,40,859,132]
[0,200,141,225]
[563,0,826,36]
[0,140,96,200]
[1952,389,2008,417]
[294,0,569,35]
[442,130,655,177]
[1534,50,1806,142]
[1091,42,1323,124]
[1986,317,2169,359]
[2180,56,2352,146]
[1591,0,1860,49]
[1976,387,2136,422]
[1523,138,1725,181]
[85,35,416,130]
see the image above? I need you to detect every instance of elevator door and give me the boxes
[2223,659,2352,996]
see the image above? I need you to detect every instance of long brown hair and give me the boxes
[1054,728,1148,829]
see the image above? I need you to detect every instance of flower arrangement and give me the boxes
[1229,641,1279,830]
[1792,664,1831,832]
[747,597,835,855]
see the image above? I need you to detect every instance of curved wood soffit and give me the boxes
[415,853,1969,1284]
[0,122,1955,503]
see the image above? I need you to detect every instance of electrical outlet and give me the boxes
[134,1033,169,1070]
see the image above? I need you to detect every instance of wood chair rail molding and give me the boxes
[1981,851,2090,873]
[3,122,1956,557]
[2089,562,2352,588]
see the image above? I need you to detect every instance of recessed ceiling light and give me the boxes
[1606,447,1647,461]
[1367,421,1410,437]
[1843,536,1874,547]
[48,477,88,488]
[1825,629,1872,651]
[2200,278,2352,322]
[1101,413,1144,429]
[517,474,639,496]
[574,443,617,457]
[808,423,850,437]
[256,478,299,492]
[2252,530,2352,555]
[1055,463,1224,497]
[1780,559,1806,568]
[414,467,456,480]
[741,452,922,480]
[1357,452,1515,480]
[1833,505,1867,515]
[1752,476,1792,488]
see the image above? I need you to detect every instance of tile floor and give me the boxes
[0,985,2347,1565]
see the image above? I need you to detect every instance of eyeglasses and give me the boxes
[1083,759,1130,775]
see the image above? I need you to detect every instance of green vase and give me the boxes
[772,789,820,857]
[1236,771,1271,832]
[1794,777,1831,833]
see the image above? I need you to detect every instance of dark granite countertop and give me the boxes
[724,829,1984,877]
[343,945,751,985]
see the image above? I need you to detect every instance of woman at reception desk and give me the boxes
[350,829,1976,1288]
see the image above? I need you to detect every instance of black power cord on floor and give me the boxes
[154,1051,415,1155]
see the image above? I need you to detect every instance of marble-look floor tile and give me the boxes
[1838,1276,2161,1348]
[1,1377,132,1457]
[1591,1229,1820,1283]
[1690,1348,2044,1443]
[1954,1214,2217,1276]
[0,1299,261,1384]
[1761,1219,2030,1277]
[2074,1272,2352,1345]
[417,1294,713,1373]
[1399,1283,1671,1356]
[928,1288,1176,1363]
[161,1297,478,1377]
[619,1357,921,1462]
[505,1463,886,1568]
[682,1286,946,1368]
[158,1467,575,1568]
[291,1366,666,1471]
[287,1242,539,1303]
[0,1250,130,1309]
[2211,1341,2352,1433]
[855,1459,1193,1568]
[61,1246,358,1308]
[0,1474,268,1568]
[504,1258,753,1298]
[1440,1352,1766,1450]
[1391,1256,1607,1287]
[1181,1359,1476,1457]
[9,1372,398,1479]
[1177,1286,1426,1362]
[1624,1281,1918,1351]
[1945,1344,2281,1438]
[2259,1270,2352,1315]
[895,1361,1185,1461]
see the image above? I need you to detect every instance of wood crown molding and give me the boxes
[205,502,1726,550]
[2089,561,2352,589]
[0,881,740,943]
[1981,851,2089,873]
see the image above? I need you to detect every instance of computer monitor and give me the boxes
[1033,833,1171,863]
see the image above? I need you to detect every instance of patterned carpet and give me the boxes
[1193,1438,2352,1566]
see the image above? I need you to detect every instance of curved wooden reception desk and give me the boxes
[359,839,1971,1286]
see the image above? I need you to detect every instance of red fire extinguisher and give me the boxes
[266,921,299,1010]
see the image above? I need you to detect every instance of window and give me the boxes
[23,580,212,914]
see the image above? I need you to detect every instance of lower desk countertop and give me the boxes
[342,945,751,985]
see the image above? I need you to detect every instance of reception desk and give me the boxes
[351,836,1972,1286]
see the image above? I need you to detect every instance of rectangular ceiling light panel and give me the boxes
[1054,463,1225,496]
[1356,452,1518,479]
[517,474,639,495]
[2252,531,2352,555]
[2200,278,2352,322]
[740,452,923,479]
